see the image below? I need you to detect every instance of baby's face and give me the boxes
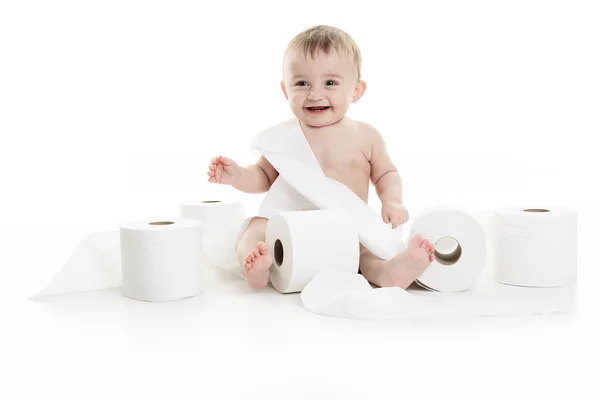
[281,49,364,128]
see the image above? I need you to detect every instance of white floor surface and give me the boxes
[3,219,598,400]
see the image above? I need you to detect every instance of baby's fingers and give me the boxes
[402,210,410,222]
[217,155,235,166]
[382,212,390,224]
[391,214,405,228]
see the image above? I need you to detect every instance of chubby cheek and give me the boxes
[330,90,351,106]
[288,92,306,110]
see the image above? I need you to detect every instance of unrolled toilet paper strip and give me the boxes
[31,200,246,298]
[266,209,360,293]
[491,206,578,287]
[180,200,247,277]
[30,231,122,298]
[300,268,575,319]
[299,207,576,319]
[121,218,204,302]
[258,177,320,218]
[250,119,405,260]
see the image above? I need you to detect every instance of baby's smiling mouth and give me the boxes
[305,106,331,112]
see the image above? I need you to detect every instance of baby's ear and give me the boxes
[352,80,367,102]
[280,81,288,100]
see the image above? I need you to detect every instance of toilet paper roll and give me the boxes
[179,199,247,273]
[120,218,204,302]
[491,206,578,287]
[266,209,360,293]
[408,206,487,292]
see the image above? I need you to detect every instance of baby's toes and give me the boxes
[426,241,434,254]
[423,240,434,254]
[409,234,424,248]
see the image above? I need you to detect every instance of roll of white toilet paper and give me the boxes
[266,209,360,294]
[408,206,487,292]
[120,218,204,302]
[491,206,578,287]
[180,199,246,274]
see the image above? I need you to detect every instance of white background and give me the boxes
[1,0,599,399]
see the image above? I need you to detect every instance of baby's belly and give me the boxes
[321,167,370,203]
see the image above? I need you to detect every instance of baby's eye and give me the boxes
[295,81,308,86]
[325,80,338,86]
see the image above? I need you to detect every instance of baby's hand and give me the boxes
[382,201,409,229]
[207,155,241,185]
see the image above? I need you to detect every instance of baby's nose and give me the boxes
[307,90,323,101]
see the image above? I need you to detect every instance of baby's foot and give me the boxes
[243,241,272,289]
[380,234,435,289]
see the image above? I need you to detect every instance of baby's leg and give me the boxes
[359,234,435,289]
[236,217,272,289]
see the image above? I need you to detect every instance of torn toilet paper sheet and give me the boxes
[250,118,405,260]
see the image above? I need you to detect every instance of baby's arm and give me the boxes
[208,155,278,194]
[368,127,403,203]
[235,156,279,193]
[367,125,409,227]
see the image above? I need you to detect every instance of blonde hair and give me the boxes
[284,25,363,81]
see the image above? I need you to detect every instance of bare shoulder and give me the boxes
[343,118,385,161]
[347,118,385,145]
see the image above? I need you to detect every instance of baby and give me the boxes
[207,25,435,289]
